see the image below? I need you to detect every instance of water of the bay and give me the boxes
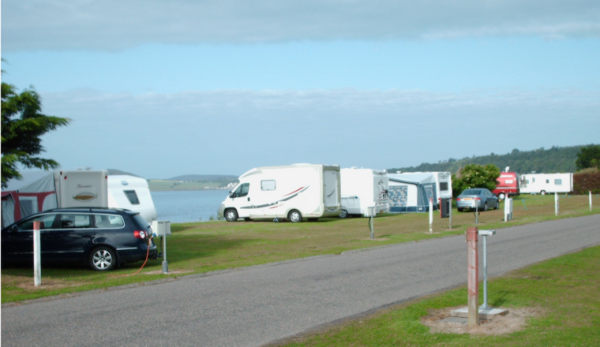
[151,189,229,223]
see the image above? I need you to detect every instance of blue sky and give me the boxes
[2,0,599,179]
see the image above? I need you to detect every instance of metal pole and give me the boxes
[428,198,433,233]
[162,235,168,274]
[448,198,452,230]
[33,221,41,287]
[475,203,479,225]
[466,227,479,327]
[555,192,559,216]
[590,191,593,211]
[369,216,374,240]
[481,234,489,310]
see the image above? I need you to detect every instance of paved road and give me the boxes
[3,215,599,346]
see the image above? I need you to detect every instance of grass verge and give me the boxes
[2,194,599,303]
[279,246,600,346]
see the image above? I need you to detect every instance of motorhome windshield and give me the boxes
[231,183,249,198]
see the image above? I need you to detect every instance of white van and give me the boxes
[340,168,389,217]
[219,164,341,222]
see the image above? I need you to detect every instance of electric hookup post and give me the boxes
[153,221,171,274]
[33,221,41,287]
[428,198,433,233]
[555,192,559,216]
[466,227,479,327]
[504,197,513,222]
[366,206,376,240]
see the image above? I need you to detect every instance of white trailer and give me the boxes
[519,173,573,195]
[2,170,157,227]
[219,164,341,222]
[387,171,452,206]
[339,168,389,217]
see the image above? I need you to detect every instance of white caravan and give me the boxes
[519,173,573,195]
[219,164,341,222]
[2,170,157,227]
[339,168,389,217]
[387,171,452,207]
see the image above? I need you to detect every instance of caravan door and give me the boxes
[229,183,251,219]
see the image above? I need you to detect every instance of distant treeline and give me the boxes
[389,145,592,174]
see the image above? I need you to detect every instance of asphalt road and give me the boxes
[2,214,599,346]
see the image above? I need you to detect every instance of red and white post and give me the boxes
[466,226,479,327]
[33,221,41,287]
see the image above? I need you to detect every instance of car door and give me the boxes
[46,213,95,261]
[1,213,58,262]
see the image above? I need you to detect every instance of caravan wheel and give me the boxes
[288,210,302,223]
[339,209,348,218]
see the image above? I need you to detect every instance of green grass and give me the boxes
[280,245,600,346]
[2,194,599,303]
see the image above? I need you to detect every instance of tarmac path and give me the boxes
[2,214,599,346]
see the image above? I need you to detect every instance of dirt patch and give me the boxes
[3,275,79,291]
[421,306,544,336]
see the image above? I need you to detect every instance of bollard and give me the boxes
[590,191,593,211]
[555,192,559,216]
[466,227,479,327]
[33,221,42,287]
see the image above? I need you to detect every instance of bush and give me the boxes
[573,168,600,194]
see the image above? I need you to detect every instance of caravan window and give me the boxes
[440,182,449,191]
[123,190,140,205]
[554,179,563,185]
[261,180,276,191]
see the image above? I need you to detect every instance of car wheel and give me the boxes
[288,210,302,223]
[224,209,238,222]
[89,246,117,271]
[339,209,348,218]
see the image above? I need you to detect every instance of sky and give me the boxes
[2,0,599,179]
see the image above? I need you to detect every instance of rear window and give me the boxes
[440,182,449,191]
[132,214,149,229]
[463,189,481,195]
[95,214,125,228]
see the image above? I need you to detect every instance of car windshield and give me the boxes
[462,189,482,195]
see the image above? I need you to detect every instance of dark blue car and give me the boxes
[1,207,157,271]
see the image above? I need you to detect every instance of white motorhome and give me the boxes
[219,164,341,222]
[2,170,157,227]
[339,168,389,217]
[519,173,573,195]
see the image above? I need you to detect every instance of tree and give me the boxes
[575,145,600,171]
[1,82,69,187]
[452,164,500,196]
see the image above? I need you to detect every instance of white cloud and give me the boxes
[39,88,600,177]
[3,0,600,51]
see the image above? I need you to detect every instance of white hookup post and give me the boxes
[504,197,513,222]
[475,203,479,225]
[555,192,559,216]
[590,191,593,211]
[33,221,41,287]
[466,227,479,327]
[428,198,433,233]
[367,206,375,240]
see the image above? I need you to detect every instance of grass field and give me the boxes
[2,194,598,303]
[279,245,600,346]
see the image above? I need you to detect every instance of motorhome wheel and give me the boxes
[224,209,238,222]
[288,210,302,223]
